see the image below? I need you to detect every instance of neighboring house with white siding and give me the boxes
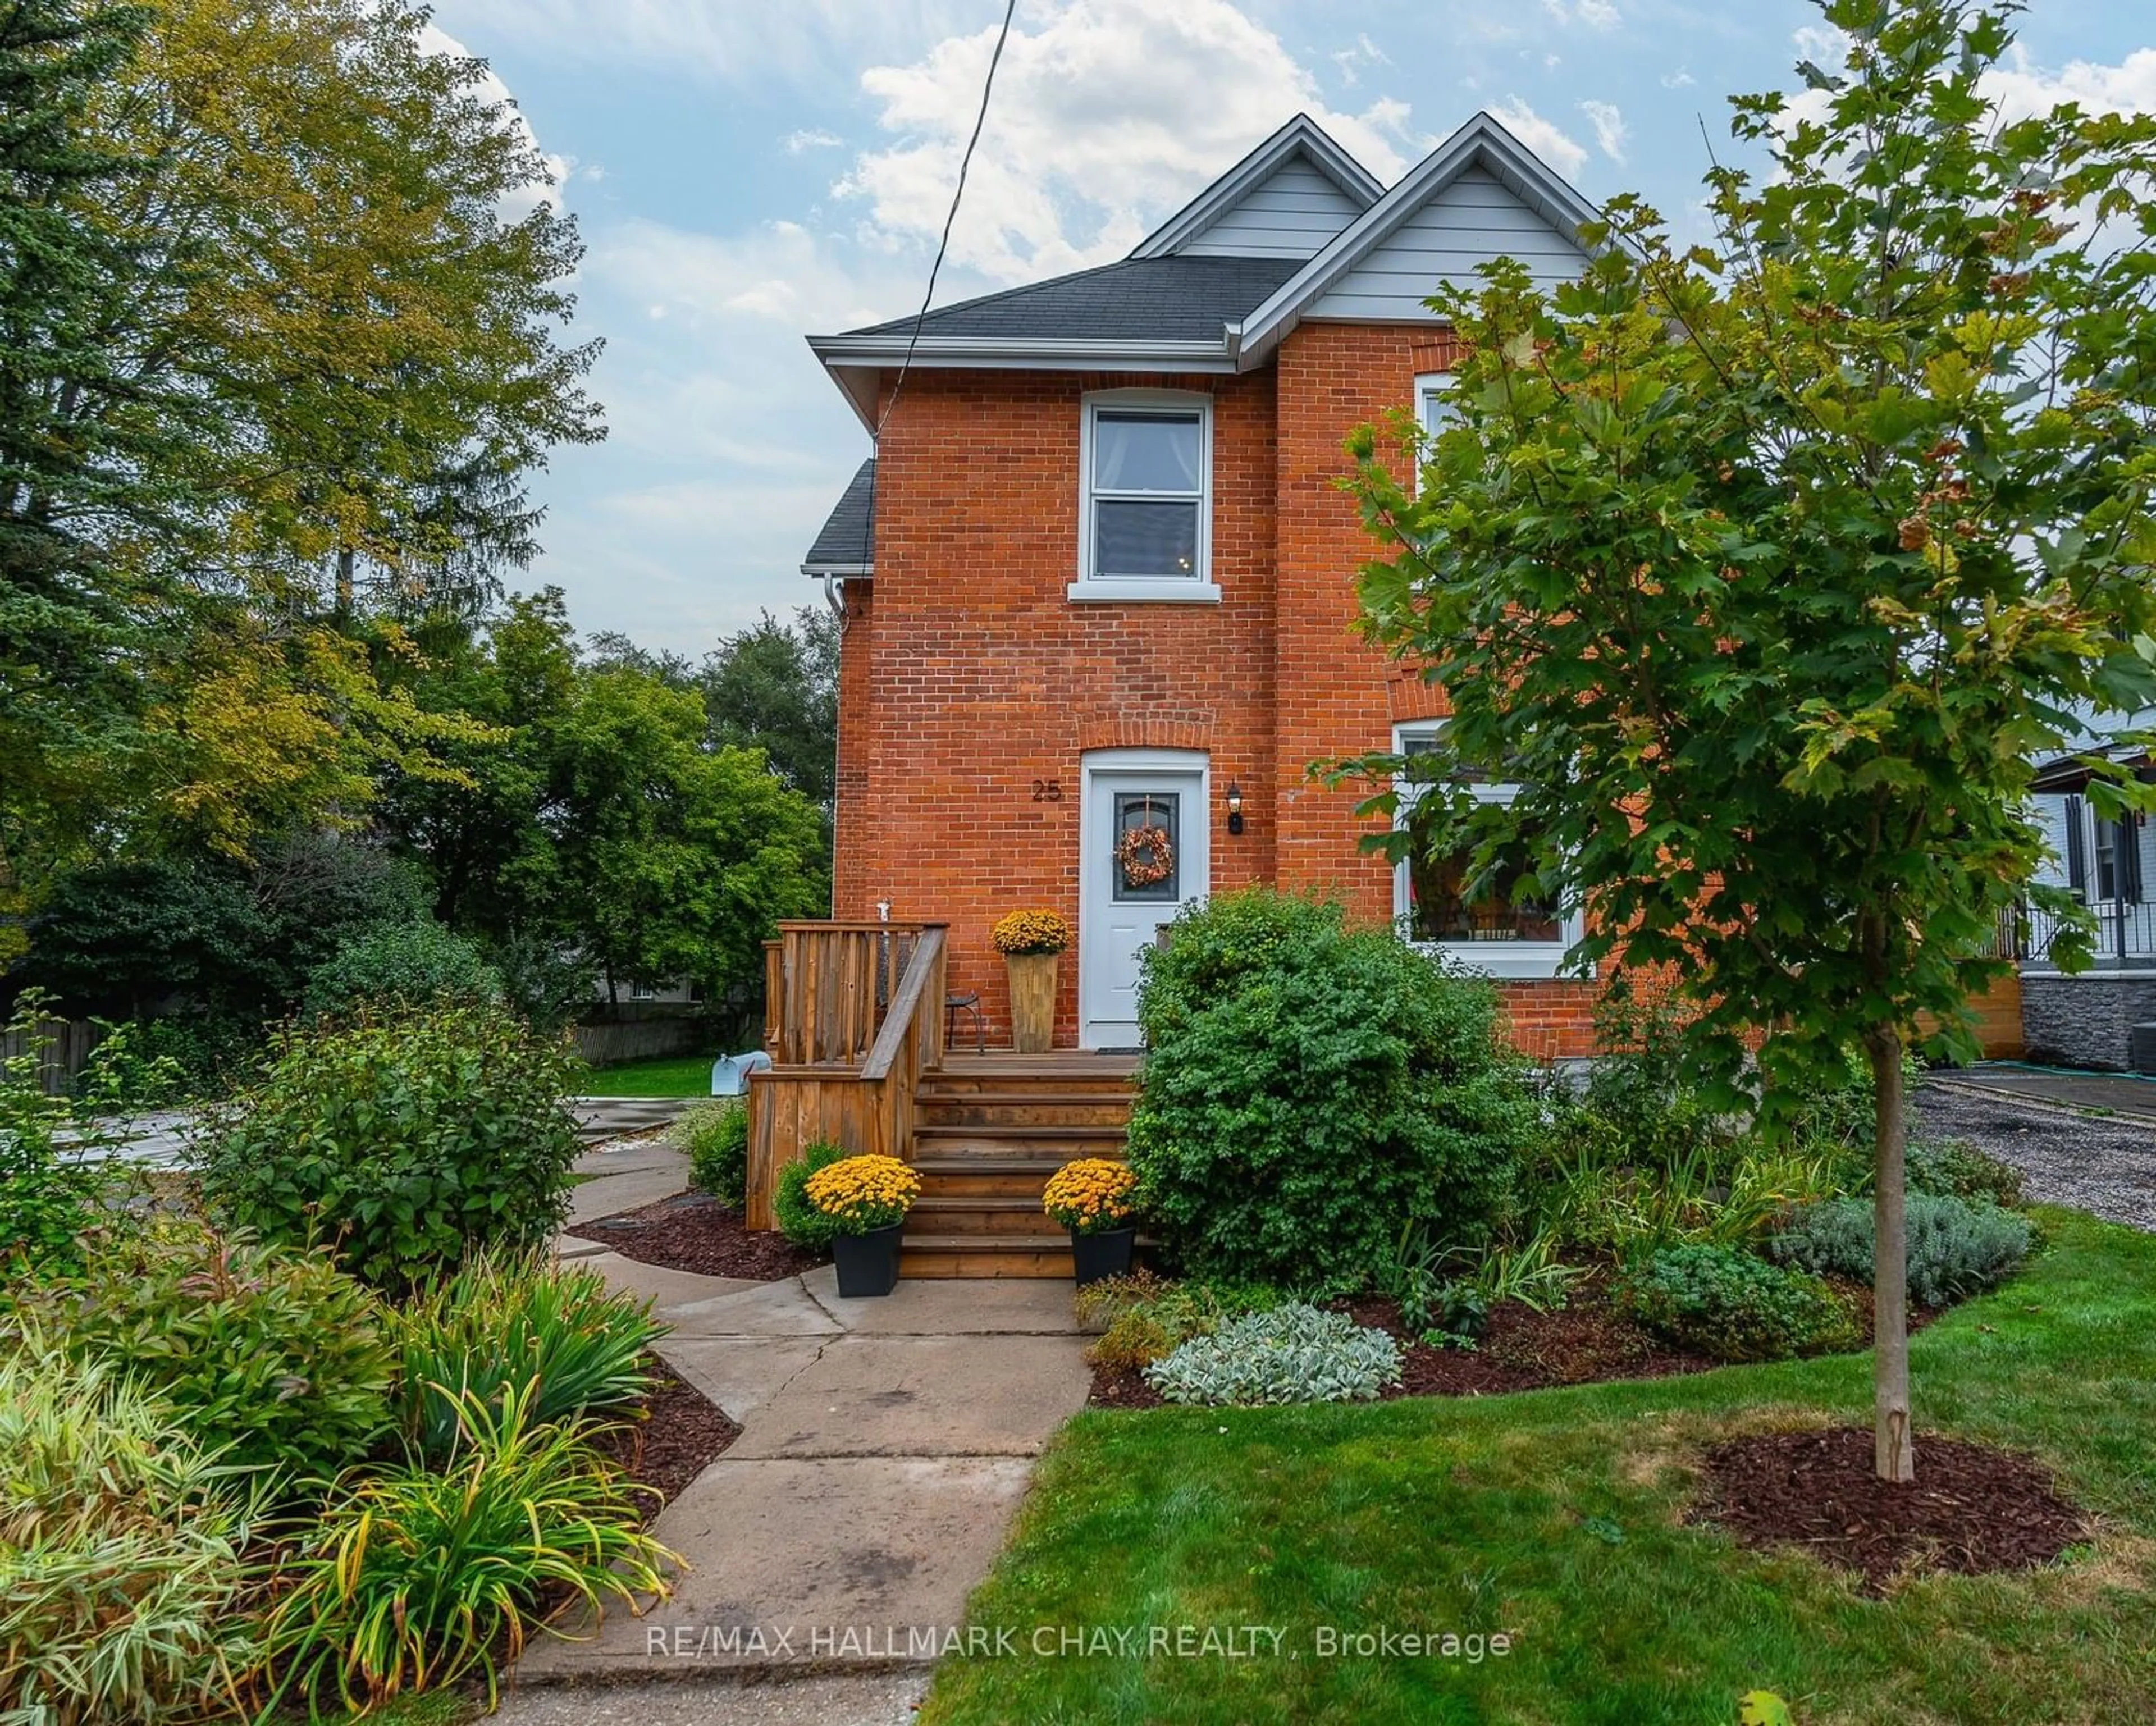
[2020,719,2156,1069]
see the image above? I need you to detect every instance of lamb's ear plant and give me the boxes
[260,1376,678,1715]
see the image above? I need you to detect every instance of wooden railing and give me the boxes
[745,923,948,1229]
[762,921,940,1066]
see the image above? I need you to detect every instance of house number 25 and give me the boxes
[1031,779,1063,802]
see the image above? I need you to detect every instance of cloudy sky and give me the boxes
[426,0,2155,652]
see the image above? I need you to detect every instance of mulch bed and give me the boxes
[1086,1273,1942,1411]
[567,1190,828,1281]
[1690,1424,2087,1592]
[593,1356,741,1510]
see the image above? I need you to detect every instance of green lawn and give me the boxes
[574,1053,718,1097]
[921,1210,2156,1726]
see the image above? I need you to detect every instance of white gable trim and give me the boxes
[1129,114,1384,261]
[1227,112,1605,364]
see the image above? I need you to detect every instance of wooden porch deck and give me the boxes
[745,923,1144,1276]
[933,1049,1143,1080]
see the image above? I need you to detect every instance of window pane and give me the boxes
[1094,412,1200,493]
[1420,387,1458,436]
[1094,499,1198,577]
[1405,801,1560,943]
[1113,792,1179,903]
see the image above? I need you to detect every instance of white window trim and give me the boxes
[1412,370,1456,499]
[1414,371,1458,436]
[1071,388,1219,604]
[1391,724,1583,980]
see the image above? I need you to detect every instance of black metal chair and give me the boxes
[944,990,985,1054]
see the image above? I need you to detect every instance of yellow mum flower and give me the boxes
[806,1154,922,1232]
[1043,1158,1136,1235]
[990,909,1071,956]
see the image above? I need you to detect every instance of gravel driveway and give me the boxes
[1915,1079,2156,1232]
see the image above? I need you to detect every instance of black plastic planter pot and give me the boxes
[1070,1226,1136,1286]
[833,1222,903,1296]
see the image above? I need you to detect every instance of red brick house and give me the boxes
[800,112,1607,1063]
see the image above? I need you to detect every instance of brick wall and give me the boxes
[834,335,1601,1058]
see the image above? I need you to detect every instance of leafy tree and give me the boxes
[0,0,167,948]
[700,606,839,809]
[369,591,575,942]
[6,0,597,930]
[1344,0,2156,1479]
[79,0,601,604]
[546,666,827,1004]
[17,832,427,1017]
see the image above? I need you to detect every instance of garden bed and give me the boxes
[567,1191,828,1281]
[594,1356,739,1509]
[1689,1424,2086,1593]
[1088,1273,1942,1410]
[926,1213,2154,1725]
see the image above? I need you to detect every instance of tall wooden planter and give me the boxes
[1006,952,1058,1053]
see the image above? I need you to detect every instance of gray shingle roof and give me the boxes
[844,255,1303,344]
[802,458,875,571]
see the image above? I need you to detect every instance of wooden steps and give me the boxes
[900,1052,1138,1279]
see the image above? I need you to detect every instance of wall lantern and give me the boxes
[1226,780,1245,836]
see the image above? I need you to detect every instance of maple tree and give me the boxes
[1347,0,2156,1478]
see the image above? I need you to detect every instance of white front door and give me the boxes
[1079,751,1209,1049]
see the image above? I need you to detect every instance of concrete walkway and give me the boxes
[514,1230,1091,1707]
[567,1133,697,1228]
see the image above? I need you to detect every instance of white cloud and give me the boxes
[1542,0,1621,30]
[1331,32,1391,88]
[433,0,980,84]
[1661,67,1695,90]
[1984,45,2156,129]
[838,0,1429,283]
[784,127,845,154]
[1579,98,1627,163]
[419,22,567,216]
[1486,97,1588,179]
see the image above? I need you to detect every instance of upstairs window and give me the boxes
[1073,391,1217,602]
[1417,371,1458,438]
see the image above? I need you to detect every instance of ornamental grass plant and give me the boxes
[392,1250,665,1462]
[0,1340,266,1726]
[261,1378,675,1714]
[1043,1158,1137,1234]
[803,1153,921,1234]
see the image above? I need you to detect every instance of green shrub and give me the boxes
[1768,1193,2034,1308]
[0,1341,265,1725]
[1127,889,1534,1291]
[302,921,503,1020]
[1573,978,1731,1163]
[197,1002,584,1291]
[1144,1303,1403,1405]
[1906,1137,2027,1208]
[677,1098,750,1208]
[261,1378,675,1714]
[1075,1272,1282,1371]
[10,1220,395,1485]
[488,931,599,1034]
[1618,1244,1854,1362]
[0,994,134,1280]
[394,1252,666,1461]
[76,1011,261,1108]
[772,1141,848,1250]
